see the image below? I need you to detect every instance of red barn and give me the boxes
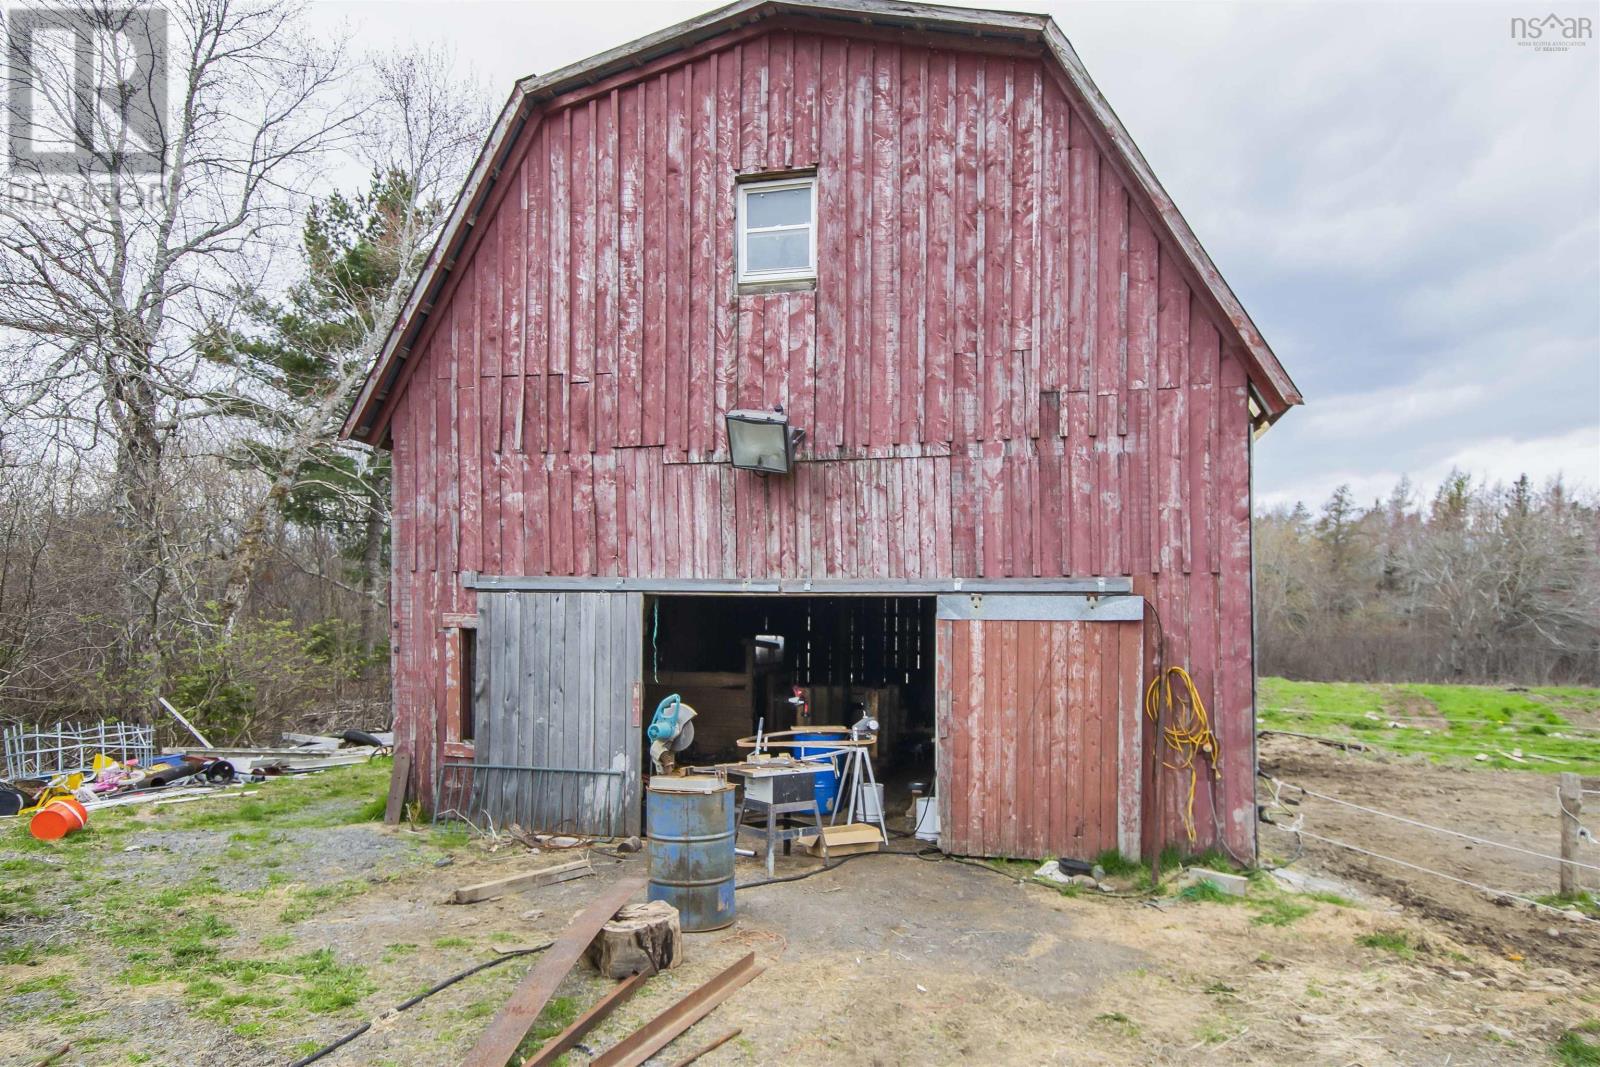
[344,0,1301,862]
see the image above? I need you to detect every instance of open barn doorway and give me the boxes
[640,594,937,831]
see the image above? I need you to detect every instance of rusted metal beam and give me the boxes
[523,971,650,1067]
[588,953,765,1067]
[460,877,645,1067]
[668,1027,742,1067]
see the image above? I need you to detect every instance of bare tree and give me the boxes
[0,0,348,687]
[204,43,492,638]
[1258,471,1600,685]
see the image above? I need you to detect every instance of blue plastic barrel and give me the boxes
[793,732,844,815]
[646,783,736,931]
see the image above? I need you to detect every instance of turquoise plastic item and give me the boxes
[647,693,686,743]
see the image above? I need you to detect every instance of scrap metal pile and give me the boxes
[0,721,392,835]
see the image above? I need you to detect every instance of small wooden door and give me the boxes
[934,594,1144,861]
[474,590,643,836]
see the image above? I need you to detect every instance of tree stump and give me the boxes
[586,900,683,979]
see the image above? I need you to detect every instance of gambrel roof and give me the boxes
[343,0,1302,445]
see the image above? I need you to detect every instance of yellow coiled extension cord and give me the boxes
[1144,665,1222,842]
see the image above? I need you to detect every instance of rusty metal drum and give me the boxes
[646,782,737,931]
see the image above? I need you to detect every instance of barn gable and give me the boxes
[343,0,1300,447]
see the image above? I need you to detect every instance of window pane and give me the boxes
[745,230,810,273]
[745,185,811,229]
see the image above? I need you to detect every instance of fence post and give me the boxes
[1558,772,1582,898]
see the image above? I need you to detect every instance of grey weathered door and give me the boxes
[474,590,642,836]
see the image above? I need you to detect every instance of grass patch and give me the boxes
[1177,881,1236,904]
[460,998,498,1020]
[1555,1024,1600,1067]
[1300,890,1355,908]
[1250,897,1314,927]
[190,947,376,1019]
[1258,678,1600,775]
[1,943,42,965]
[1357,930,1424,959]
[434,936,472,949]
[1195,1015,1243,1045]
[511,995,580,1065]
[169,760,392,832]
[1094,849,1144,878]
[1537,891,1600,918]
[279,878,371,924]
[1093,1010,1141,1037]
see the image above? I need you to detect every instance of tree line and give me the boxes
[1,0,490,742]
[1256,473,1600,685]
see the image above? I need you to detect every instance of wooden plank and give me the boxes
[450,858,595,906]
[588,953,765,1067]
[460,876,644,1067]
[814,36,846,450]
[981,56,1012,443]
[924,53,953,444]
[1066,109,1096,395]
[868,41,897,448]
[1115,620,1143,858]
[383,753,412,825]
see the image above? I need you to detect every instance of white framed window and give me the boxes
[736,175,816,284]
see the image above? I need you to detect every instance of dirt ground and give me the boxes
[1257,733,1599,974]
[2,748,1597,1067]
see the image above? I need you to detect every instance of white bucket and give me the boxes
[913,797,941,841]
[856,782,885,822]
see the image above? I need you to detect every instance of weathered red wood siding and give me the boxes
[936,618,1144,860]
[385,23,1256,859]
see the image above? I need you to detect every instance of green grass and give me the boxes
[1178,881,1234,904]
[1258,678,1600,775]
[279,878,372,924]
[1250,897,1314,927]
[1555,1022,1600,1067]
[511,995,581,1065]
[1357,930,1424,959]
[169,759,393,831]
[1,944,42,965]
[0,761,407,1049]
[1537,891,1600,918]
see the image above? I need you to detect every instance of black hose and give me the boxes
[734,842,1027,890]
[287,942,552,1067]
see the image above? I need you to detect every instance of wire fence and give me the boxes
[1268,776,1599,873]
[2,721,155,780]
[1261,773,1599,926]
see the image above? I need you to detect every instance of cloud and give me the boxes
[1257,423,1600,511]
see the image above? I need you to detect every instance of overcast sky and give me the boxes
[312,0,1600,511]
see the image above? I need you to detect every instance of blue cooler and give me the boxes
[793,732,845,814]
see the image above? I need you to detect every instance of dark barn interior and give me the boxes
[641,595,936,792]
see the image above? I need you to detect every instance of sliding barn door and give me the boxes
[474,591,643,836]
[935,595,1144,861]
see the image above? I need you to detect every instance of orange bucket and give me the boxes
[29,796,89,841]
